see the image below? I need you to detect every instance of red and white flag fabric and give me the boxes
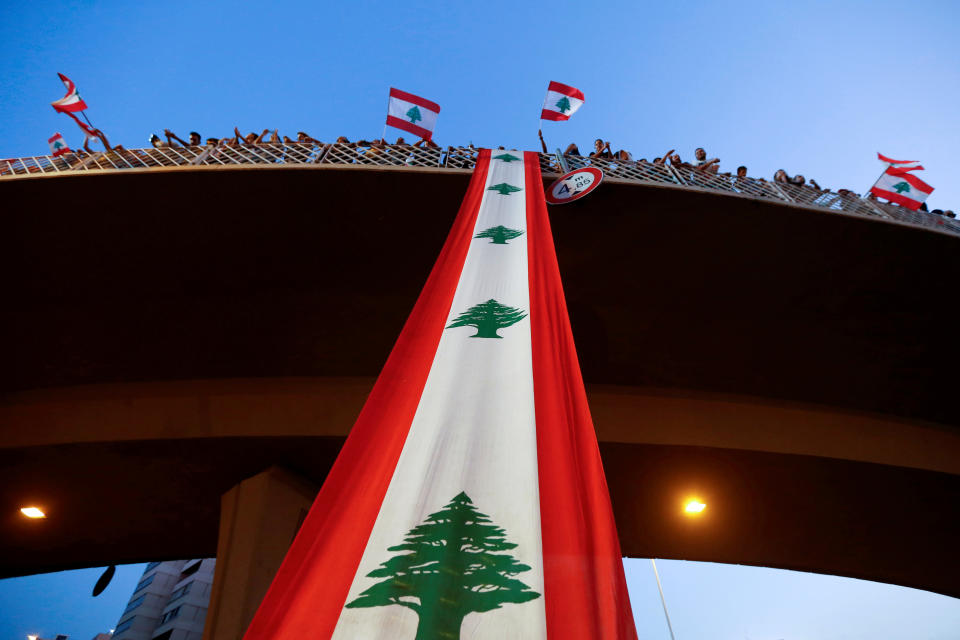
[50,73,88,113]
[64,111,99,140]
[540,81,584,121]
[877,152,923,172]
[386,88,441,141]
[870,166,934,210]
[48,132,72,157]
[245,149,637,640]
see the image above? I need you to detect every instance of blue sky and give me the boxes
[1,1,959,638]
[0,0,957,209]
[3,560,959,640]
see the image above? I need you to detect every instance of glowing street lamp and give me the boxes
[683,498,706,515]
[20,507,46,519]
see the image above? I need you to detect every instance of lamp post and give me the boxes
[650,559,677,640]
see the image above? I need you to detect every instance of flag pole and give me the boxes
[73,86,96,129]
[867,156,893,200]
[381,89,392,143]
[650,559,677,640]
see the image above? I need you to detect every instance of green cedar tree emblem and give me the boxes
[474,225,524,245]
[493,153,521,163]
[554,95,572,113]
[892,181,911,194]
[407,106,423,124]
[487,183,522,196]
[53,140,65,150]
[345,492,540,640]
[446,299,527,338]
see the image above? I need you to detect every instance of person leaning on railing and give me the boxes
[653,150,673,166]
[234,127,269,145]
[149,134,171,149]
[733,165,757,192]
[164,130,201,147]
[590,139,613,159]
[693,147,720,173]
[667,152,689,169]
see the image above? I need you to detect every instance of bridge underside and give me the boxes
[2,398,957,597]
[1,166,958,596]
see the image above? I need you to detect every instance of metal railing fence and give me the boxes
[2,143,957,237]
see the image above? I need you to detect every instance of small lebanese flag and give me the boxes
[541,81,584,121]
[245,150,637,639]
[878,152,923,172]
[870,167,934,210]
[51,73,88,113]
[48,132,72,157]
[386,88,440,141]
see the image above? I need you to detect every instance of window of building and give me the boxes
[122,594,146,615]
[168,581,192,602]
[132,573,154,594]
[178,560,201,582]
[158,606,181,625]
[143,561,162,573]
[113,617,135,635]
[151,631,173,640]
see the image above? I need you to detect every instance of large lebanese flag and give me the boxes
[386,88,441,141]
[244,150,636,640]
[870,166,934,210]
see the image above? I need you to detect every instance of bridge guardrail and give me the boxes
[2,143,957,237]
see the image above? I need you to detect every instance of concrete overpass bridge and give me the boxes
[2,146,958,628]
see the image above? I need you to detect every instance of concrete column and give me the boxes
[202,466,318,640]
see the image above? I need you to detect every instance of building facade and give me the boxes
[111,559,215,640]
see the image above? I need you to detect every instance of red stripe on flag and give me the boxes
[547,81,585,101]
[885,167,933,193]
[878,152,917,165]
[870,187,925,210]
[385,115,434,141]
[244,150,492,640]
[540,109,571,121]
[388,87,441,113]
[524,152,638,639]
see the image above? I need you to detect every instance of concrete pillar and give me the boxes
[202,466,318,640]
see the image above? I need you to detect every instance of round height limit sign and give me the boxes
[545,167,603,205]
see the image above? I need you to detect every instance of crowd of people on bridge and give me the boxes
[10,126,953,218]
[146,128,441,152]
[541,133,954,217]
